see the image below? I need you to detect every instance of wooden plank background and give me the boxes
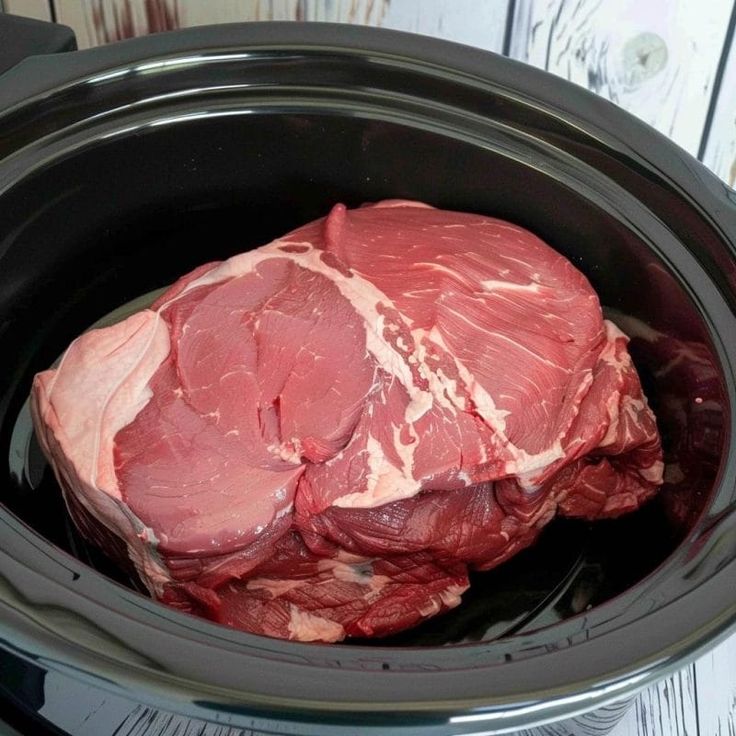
[2,1,736,734]
[509,0,732,156]
[50,0,510,55]
[702,8,736,186]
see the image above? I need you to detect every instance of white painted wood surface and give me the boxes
[53,0,508,52]
[610,664,699,736]
[702,12,736,186]
[0,1,735,734]
[508,0,732,157]
[695,633,736,736]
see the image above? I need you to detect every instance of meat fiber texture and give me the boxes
[31,200,664,642]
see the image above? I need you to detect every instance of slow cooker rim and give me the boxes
[4,535,736,730]
[0,22,730,195]
[0,22,735,730]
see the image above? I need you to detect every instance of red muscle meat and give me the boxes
[31,200,663,641]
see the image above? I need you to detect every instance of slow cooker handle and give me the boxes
[0,12,76,78]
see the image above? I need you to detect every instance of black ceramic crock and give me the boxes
[0,16,734,736]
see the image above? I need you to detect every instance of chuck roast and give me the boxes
[32,201,663,641]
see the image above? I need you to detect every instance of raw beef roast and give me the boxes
[31,200,664,641]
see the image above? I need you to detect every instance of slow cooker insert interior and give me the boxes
[0,107,725,647]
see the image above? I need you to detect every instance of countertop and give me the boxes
[609,633,736,736]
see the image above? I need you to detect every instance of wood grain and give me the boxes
[701,14,736,186]
[610,665,699,736]
[695,632,736,736]
[508,0,732,156]
[52,0,509,53]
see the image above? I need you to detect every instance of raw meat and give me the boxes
[31,200,663,642]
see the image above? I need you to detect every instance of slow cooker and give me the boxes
[0,14,734,736]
